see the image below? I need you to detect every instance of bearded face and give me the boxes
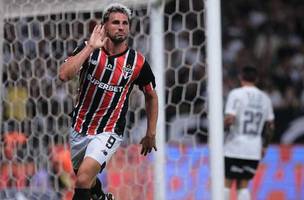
[108,31,128,44]
[105,12,129,44]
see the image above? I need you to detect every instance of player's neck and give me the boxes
[241,81,255,87]
[105,41,128,56]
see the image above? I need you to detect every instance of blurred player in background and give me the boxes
[59,3,158,200]
[224,66,275,200]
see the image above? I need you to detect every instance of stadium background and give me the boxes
[1,0,304,199]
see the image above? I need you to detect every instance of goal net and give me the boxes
[0,0,206,199]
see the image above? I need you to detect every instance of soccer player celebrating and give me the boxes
[59,3,158,200]
[224,66,274,200]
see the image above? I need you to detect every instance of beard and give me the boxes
[109,34,127,44]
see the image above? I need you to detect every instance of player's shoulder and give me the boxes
[128,47,140,54]
[251,86,269,97]
[130,48,150,67]
[229,87,243,96]
[251,87,272,105]
[131,48,146,59]
[70,40,87,56]
[259,89,272,102]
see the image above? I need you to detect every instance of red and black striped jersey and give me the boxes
[69,42,156,136]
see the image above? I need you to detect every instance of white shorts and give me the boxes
[69,128,123,170]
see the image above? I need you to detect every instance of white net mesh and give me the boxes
[0,0,206,199]
[2,0,156,18]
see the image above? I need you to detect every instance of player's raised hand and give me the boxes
[88,24,108,49]
[140,135,157,156]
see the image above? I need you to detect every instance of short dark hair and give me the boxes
[240,65,258,82]
[102,3,132,23]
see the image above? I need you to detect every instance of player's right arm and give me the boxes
[224,90,239,131]
[59,25,108,82]
[224,114,235,131]
[59,44,94,82]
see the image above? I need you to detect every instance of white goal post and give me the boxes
[206,0,225,199]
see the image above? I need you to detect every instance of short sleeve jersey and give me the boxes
[68,42,156,136]
[224,86,274,160]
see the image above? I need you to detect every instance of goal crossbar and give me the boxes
[3,0,158,18]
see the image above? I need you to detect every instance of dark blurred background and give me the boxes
[221,0,304,144]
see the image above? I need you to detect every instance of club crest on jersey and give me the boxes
[106,63,114,71]
[123,64,133,79]
[90,59,98,65]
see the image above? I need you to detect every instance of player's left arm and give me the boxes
[140,89,158,156]
[261,96,275,157]
[262,120,275,148]
[261,120,274,158]
[134,59,158,156]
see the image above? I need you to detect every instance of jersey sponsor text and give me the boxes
[87,74,123,92]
